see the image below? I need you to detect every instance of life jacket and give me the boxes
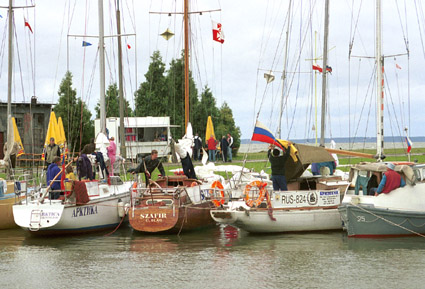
[381,170,402,194]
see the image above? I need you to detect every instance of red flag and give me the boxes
[212,21,225,44]
[127,44,131,49]
[312,63,323,73]
[24,18,33,33]
[396,63,402,69]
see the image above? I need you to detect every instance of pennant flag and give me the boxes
[405,136,413,153]
[127,44,131,49]
[326,65,332,73]
[82,41,92,47]
[396,63,402,70]
[24,18,33,33]
[251,120,284,150]
[212,21,225,44]
[312,63,323,73]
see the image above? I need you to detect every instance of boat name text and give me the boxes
[72,205,98,218]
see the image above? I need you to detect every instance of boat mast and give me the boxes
[184,0,189,133]
[6,0,13,137]
[98,0,106,134]
[376,0,384,161]
[277,0,292,139]
[320,0,329,147]
[116,0,126,157]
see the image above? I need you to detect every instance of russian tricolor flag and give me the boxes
[251,120,283,150]
[405,136,413,153]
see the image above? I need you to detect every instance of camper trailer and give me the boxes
[94,117,172,159]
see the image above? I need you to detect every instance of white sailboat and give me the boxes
[210,0,353,234]
[12,0,132,235]
[338,0,425,238]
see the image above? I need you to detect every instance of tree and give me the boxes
[54,71,94,153]
[215,102,241,149]
[165,51,198,139]
[134,51,168,117]
[95,83,133,118]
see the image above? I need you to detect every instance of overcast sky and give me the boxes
[1,0,424,141]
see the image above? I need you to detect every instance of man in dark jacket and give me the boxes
[268,144,292,191]
[220,136,228,162]
[45,137,61,169]
[193,133,202,161]
[128,150,166,185]
[81,138,96,155]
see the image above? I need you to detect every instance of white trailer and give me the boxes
[94,117,172,159]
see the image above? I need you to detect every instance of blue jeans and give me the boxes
[272,175,288,191]
[209,150,216,162]
[227,148,232,161]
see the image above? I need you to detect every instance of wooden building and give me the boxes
[0,96,53,159]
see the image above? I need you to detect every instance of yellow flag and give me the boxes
[276,139,298,162]
[11,117,24,156]
[205,116,216,142]
[44,111,59,147]
[56,117,66,148]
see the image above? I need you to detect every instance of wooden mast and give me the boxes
[6,0,13,137]
[376,0,384,161]
[184,0,189,133]
[98,0,106,134]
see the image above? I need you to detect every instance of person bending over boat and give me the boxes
[128,150,166,186]
[46,156,65,199]
[370,163,406,196]
[268,143,292,191]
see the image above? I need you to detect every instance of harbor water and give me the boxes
[1,225,425,288]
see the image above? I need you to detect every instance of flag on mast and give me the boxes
[212,21,225,44]
[24,18,33,33]
[405,136,413,153]
[251,120,284,150]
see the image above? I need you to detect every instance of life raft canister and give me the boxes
[244,180,267,207]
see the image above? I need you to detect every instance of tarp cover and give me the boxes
[284,144,335,180]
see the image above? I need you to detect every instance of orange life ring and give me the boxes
[132,182,138,194]
[209,180,225,207]
[244,180,267,207]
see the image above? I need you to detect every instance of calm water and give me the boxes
[1,225,425,288]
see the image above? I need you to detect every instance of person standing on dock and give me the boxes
[207,136,217,162]
[107,137,117,176]
[220,136,228,162]
[227,133,233,162]
[193,133,202,161]
[268,144,291,191]
[44,137,61,170]
[128,150,166,186]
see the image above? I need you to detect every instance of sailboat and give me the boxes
[338,0,425,238]
[12,0,132,235]
[210,0,354,233]
[128,0,216,233]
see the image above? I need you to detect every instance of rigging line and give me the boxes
[351,63,375,148]
[394,0,409,52]
[393,58,405,131]
[51,0,68,103]
[0,16,7,80]
[384,71,404,142]
[13,19,27,103]
[404,0,410,132]
[361,79,374,153]
[414,0,425,60]
[352,58,361,135]
[348,0,364,57]
[108,0,117,83]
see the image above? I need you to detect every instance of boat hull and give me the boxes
[0,194,19,229]
[13,193,130,235]
[339,204,425,237]
[211,208,342,233]
[130,200,214,233]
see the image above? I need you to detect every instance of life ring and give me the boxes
[132,182,138,193]
[244,180,267,207]
[209,180,225,207]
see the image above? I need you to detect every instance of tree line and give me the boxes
[54,50,241,155]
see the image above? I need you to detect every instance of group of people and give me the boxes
[44,136,120,199]
[198,133,233,163]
